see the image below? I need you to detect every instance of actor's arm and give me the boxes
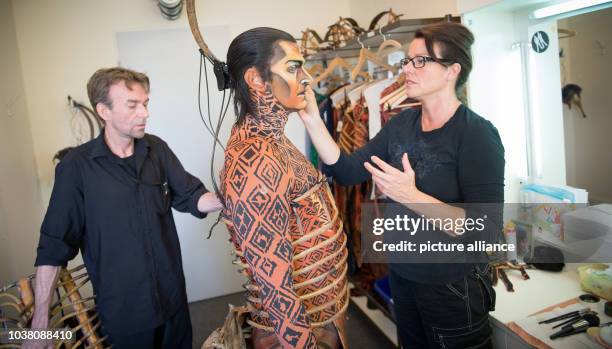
[224,142,317,349]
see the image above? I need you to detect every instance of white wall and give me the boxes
[349,0,457,29]
[463,7,529,203]
[0,0,44,285]
[457,0,501,13]
[561,8,612,203]
[523,18,567,185]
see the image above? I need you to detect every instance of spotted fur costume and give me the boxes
[220,88,349,348]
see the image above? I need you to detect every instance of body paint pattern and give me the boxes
[221,86,349,348]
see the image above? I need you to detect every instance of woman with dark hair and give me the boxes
[300,22,504,348]
[219,28,349,349]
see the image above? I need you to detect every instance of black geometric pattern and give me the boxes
[233,201,255,242]
[237,142,262,168]
[256,274,275,300]
[263,196,289,233]
[260,257,278,277]
[273,238,292,263]
[246,185,272,215]
[243,247,262,267]
[281,327,302,347]
[249,226,274,254]
[229,162,248,195]
[269,289,297,319]
[255,155,283,191]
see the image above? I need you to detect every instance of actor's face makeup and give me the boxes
[269,41,312,111]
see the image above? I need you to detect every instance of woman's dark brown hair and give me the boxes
[414,22,475,93]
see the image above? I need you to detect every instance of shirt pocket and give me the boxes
[141,179,171,215]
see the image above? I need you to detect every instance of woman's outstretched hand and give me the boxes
[298,85,319,125]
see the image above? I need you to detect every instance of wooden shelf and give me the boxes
[306,15,461,61]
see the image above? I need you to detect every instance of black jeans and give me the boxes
[389,266,495,349]
[106,302,193,349]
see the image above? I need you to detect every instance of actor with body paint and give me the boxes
[218,28,350,349]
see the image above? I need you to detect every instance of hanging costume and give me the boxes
[220,87,349,349]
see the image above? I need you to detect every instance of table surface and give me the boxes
[490,263,587,324]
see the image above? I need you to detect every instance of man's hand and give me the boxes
[23,266,60,349]
[197,191,223,213]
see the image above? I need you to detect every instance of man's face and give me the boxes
[102,81,150,139]
[269,41,312,111]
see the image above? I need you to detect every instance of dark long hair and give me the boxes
[415,22,474,93]
[226,27,296,123]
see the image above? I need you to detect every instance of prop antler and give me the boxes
[186,0,218,62]
[185,0,230,91]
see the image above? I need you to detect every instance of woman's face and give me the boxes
[403,38,451,101]
[269,41,312,111]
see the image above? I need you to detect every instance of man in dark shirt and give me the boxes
[26,67,222,349]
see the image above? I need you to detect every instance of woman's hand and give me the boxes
[364,153,420,204]
[297,85,319,126]
[296,84,341,165]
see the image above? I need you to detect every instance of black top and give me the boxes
[35,131,208,335]
[327,104,505,283]
[119,154,137,176]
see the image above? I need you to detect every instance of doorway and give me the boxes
[558,7,612,204]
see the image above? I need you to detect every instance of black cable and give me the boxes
[197,54,217,139]
[210,87,226,197]
[197,51,235,238]
[203,54,215,141]
[206,87,231,239]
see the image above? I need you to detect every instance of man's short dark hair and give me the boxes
[87,67,150,115]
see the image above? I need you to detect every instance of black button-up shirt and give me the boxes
[35,131,208,335]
